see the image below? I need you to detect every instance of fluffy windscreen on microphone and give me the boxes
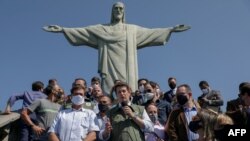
[121,101,128,107]
[121,101,134,112]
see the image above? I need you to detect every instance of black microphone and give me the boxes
[121,101,128,107]
[121,101,134,112]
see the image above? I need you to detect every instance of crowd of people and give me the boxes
[2,76,250,141]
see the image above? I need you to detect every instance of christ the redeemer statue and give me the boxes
[43,2,190,95]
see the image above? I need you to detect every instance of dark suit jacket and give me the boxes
[198,90,223,112]
[166,107,189,141]
[165,100,200,141]
[226,97,248,127]
[163,89,175,103]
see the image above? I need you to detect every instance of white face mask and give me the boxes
[71,95,85,105]
[143,92,154,103]
[139,85,144,93]
[202,89,209,94]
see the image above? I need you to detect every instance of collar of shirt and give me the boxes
[118,101,132,108]
[172,87,177,94]
[183,106,197,112]
[71,107,85,112]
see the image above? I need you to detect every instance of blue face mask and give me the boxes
[149,114,158,123]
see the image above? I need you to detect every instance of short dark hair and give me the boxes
[177,84,192,93]
[239,82,250,92]
[48,79,57,85]
[98,95,111,103]
[168,77,176,82]
[137,78,149,85]
[114,82,131,93]
[70,85,86,94]
[149,81,157,89]
[32,81,44,91]
[240,84,250,96]
[199,80,209,87]
[72,77,87,87]
[91,76,100,83]
[43,84,56,95]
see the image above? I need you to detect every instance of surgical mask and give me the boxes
[139,85,144,93]
[98,104,110,112]
[188,120,202,133]
[143,92,154,103]
[71,95,85,105]
[176,94,188,105]
[149,114,158,123]
[201,88,209,94]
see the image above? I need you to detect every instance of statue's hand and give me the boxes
[171,24,191,32]
[43,25,63,33]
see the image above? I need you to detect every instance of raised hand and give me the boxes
[103,118,112,139]
[43,25,63,33]
[171,24,191,32]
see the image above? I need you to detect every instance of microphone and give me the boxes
[121,101,128,107]
[121,101,134,112]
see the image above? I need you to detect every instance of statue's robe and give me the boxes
[63,23,172,94]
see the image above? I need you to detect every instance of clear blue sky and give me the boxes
[1,0,250,112]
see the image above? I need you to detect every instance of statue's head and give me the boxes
[111,2,125,23]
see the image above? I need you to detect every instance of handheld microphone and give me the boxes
[121,101,128,107]
[121,101,134,112]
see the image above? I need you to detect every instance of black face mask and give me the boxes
[98,104,110,112]
[177,94,188,105]
[169,83,176,89]
[189,120,202,133]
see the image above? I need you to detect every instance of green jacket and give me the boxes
[107,104,145,141]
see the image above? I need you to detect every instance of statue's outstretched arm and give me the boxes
[171,24,191,33]
[43,25,63,33]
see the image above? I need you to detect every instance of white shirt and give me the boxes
[145,122,165,141]
[48,107,100,141]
